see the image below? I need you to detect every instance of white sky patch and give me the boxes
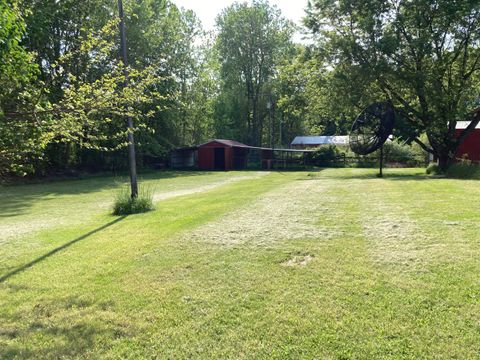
[171,0,311,43]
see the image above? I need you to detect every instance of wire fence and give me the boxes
[334,154,429,167]
[257,153,430,169]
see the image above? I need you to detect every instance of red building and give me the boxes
[455,121,480,162]
[197,140,251,171]
[171,139,313,171]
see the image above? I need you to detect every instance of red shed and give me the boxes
[198,139,251,171]
[455,121,480,162]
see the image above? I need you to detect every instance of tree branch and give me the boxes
[412,137,434,154]
[379,79,423,120]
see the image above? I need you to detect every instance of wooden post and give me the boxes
[118,0,138,198]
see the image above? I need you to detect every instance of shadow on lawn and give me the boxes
[321,171,435,181]
[0,170,216,219]
[0,216,126,283]
[0,320,117,359]
[0,294,130,359]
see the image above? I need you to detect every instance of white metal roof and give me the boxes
[291,135,349,146]
[456,121,480,130]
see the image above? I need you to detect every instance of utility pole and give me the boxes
[118,0,138,198]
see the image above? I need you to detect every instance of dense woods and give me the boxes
[1,0,479,177]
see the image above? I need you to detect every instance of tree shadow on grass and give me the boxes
[0,170,220,219]
[0,297,132,359]
[0,216,126,283]
[1,322,111,359]
[318,170,434,181]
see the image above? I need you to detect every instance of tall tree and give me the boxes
[10,0,212,176]
[22,0,111,102]
[275,47,352,142]
[216,0,294,146]
[306,0,480,169]
[0,0,40,176]
[2,16,160,177]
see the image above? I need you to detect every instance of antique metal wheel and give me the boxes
[349,101,395,155]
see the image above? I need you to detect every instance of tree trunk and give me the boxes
[437,152,452,172]
[252,97,259,146]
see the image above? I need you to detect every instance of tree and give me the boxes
[275,47,352,142]
[306,0,480,169]
[0,0,40,176]
[22,0,112,101]
[20,0,116,173]
[121,0,213,149]
[7,0,212,176]
[216,0,294,146]
[2,17,161,177]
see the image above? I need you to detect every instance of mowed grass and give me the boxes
[1,168,479,359]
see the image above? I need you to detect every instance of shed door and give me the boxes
[214,148,226,170]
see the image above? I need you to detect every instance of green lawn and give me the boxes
[1,168,479,359]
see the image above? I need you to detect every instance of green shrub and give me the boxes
[306,145,342,166]
[445,162,480,179]
[383,141,427,166]
[113,184,154,215]
[342,140,428,168]
[426,163,442,175]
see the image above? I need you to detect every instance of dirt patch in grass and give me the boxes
[281,254,314,267]
[183,177,339,246]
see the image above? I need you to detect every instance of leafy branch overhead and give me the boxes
[1,7,167,176]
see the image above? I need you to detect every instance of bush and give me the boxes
[306,145,342,166]
[445,162,480,179]
[342,140,428,168]
[113,184,154,215]
[426,163,442,175]
[383,141,427,166]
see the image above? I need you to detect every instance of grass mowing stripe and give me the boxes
[0,172,286,283]
[1,168,480,359]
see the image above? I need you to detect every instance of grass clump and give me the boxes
[113,184,154,215]
[426,163,442,175]
[445,161,480,179]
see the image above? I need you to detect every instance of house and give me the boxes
[455,121,480,162]
[291,136,349,149]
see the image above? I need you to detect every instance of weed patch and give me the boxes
[112,185,154,215]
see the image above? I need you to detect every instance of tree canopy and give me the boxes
[305,0,480,168]
[0,0,39,175]
[215,0,295,146]
[1,0,479,177]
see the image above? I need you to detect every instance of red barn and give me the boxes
[172,139,315,171]
[197,139,250,171]
[455,121,480,162]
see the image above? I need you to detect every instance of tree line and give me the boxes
[1,0,479,177]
